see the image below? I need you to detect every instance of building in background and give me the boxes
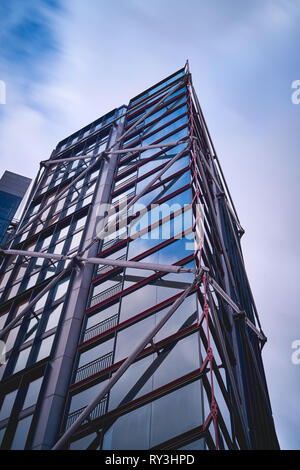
[0,65,279,450]
[0,171,31,245]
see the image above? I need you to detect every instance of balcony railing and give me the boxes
[114,173,137,191]
[118,163,135,175]
[90,282,123,307]
[83,314,119,342]
[75,351,113,384]
[102,237,123,251]
[66,396,108,429]
[112,190,135,207]
[96,254,126,276]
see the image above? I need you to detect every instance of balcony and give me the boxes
[75,351,113,383]
[66,396,108,429]
[102,237,124,251]
[96,254,126,276]
[114,173,137,191]
[90,282,123,307]
[112,190,135,207]
[83,314,119,343]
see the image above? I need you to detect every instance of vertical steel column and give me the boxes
[30,116,126,449]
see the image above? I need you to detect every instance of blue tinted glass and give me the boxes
[23,377,43,410]
[150,381,203,447]
[69,433,97,450]
[109,355,154,407]
[69,379,108,413]
[10,415,33,450]
[0,389,18,421]
[102,403,151,450]
[78,338,114,368]
[143,117,188,146]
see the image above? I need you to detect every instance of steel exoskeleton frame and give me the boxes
[0,64,278,450]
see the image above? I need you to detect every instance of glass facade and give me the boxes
[0,171,31,244]
[0,66,279,450]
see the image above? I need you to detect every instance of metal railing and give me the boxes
[83,314,119,342]
[118,163,135,175]
[96,254,126,276]
[90,282,123,307]
[114,173,137,190]
[112,190,135,206]
[75,351,113,383]
[66,396,108,429]
[102,237,123,250]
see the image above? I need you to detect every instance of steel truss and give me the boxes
[0,64,278,450]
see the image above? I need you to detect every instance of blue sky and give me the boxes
[0,0,299,449]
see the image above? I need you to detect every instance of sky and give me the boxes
[0,0,299,450]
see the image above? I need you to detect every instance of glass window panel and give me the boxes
[74,215,88,231]
[150,381,203,447]
[69,379,108,413]
[85,303,119,330]
[82,194,93,206]
[36,335,54,362]
[10,414,33,450]
[152,333,200,390]
[136,172,190,210]
[33,292,48,312]
[14,264,28,282]
[69,433,97,450]
[7,281,21,300]
[102,403,151,450]
[108,355,154,411]
[24,316,39,343]
[53,240,65,255]
[78,338,114,368]
[40,235,52,251]
[0,311,8,330]
[0,363,6,381]
[135,156,189,196]
[68,231,82,252]
[142,117,187,147]
[13,346,31,374]
[154,294,197,343]
[26,273,39,290]
[144,106,187,136]
[5,325,21,352]
[53,278,70,301]
[119,284,157,323]
[45,303,63,331]
[179,438,205,450]
[112,187,136,205]
[115,316,155,363]
[0,427,6,446]
[0,269,13,289]
[0,389,18,421]
[23,377,43,410]
[58,225,70,240]
[103,246,127,260]
[92,279,121,298]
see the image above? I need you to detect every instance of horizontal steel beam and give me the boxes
[0,249,67,262]
[82,256,197,274]
[0,265,72,339]
[42,142,186,166]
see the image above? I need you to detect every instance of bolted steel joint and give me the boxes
[210,399,218,419]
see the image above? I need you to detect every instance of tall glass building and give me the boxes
[0,65,279,450]
[0,171,31,245]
